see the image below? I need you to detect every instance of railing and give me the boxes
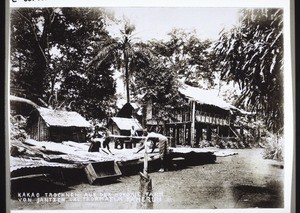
[170,111,230,126]
[195,114,229,125]
[176,112,191,122]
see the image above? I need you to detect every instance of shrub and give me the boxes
[10,115,28,143]
[199,140,211,148]
[262,134,284,161]
[218,139,227,149]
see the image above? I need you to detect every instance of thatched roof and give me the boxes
[178,84,255,115]
[37,107,90,128]
[110,117,143,131]
[178,84,238,112]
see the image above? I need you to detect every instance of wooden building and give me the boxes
[27,107,91,142]
[145,84,255,147]
[107,117,143,136]
[107,117,143,149]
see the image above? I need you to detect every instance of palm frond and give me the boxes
[87,42,119,68]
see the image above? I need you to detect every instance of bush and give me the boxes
[10,115,28,143]
[198,140,211,148]
[262,134,284,161]
[10,115,30,157]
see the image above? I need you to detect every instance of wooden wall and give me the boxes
[49,126,87,142]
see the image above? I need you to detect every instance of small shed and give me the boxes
[27,107,91,142]
[107,117,143,136]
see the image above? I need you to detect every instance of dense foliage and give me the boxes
[10,8,116,120]
[149,29,215,88]
[129,29,215,126]
[132,51,183,126]
[214,8,283,134]
[10,7,284,134]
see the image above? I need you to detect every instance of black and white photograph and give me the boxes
[7,0,294,212]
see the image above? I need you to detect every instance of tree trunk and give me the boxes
[124,50,130,103]
[190,101,196,147]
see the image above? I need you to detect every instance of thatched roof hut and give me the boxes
[27,107,91,142]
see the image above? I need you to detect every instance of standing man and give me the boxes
[130,125,138,148]
[101,128,113,155]
[88,125,102,152]
[137,131,170,172]
[130,125,138,137]
[88,126,113,155]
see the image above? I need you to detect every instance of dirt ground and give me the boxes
[11,148,284,210]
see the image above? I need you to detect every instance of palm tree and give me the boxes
[89,19,144,103]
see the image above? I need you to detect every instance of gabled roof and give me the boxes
[110,117,143,131]
[116,99,139,110]
[178,84,255,115]
[178,84,238,111]
[37,107,90,128]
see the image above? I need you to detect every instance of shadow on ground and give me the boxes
[232,180,284,208]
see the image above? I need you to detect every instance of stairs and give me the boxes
[229,126,243,140]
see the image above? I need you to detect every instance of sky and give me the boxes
[106,7,241,42]
[105,7,241,96]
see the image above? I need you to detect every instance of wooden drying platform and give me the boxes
[10,139,226,187]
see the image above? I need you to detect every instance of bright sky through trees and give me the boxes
[106,7,241,97]
[107,7,241,42]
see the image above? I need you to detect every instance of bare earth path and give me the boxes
[11,148,284,210]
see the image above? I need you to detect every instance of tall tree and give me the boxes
[10,8,58,101]
[214,8,283,133]
[56,8,116,120]
[133,54,183,132]
[88,19,152,103]
[150,29,215,88]
[10,8,117,120]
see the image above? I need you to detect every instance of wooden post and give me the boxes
[207,125,212,141]
[143,141,148,174]
[227,126,230,137]
[138,137,153,209]
[198,127,203,141]
[172,126,176,147]
[188,124,191,146]
[138,171,153,209]
[38,116,41,141]
[183,124,186,145]
[196,125,202,147]
[176,125,180,145]
[190,101,196,147]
